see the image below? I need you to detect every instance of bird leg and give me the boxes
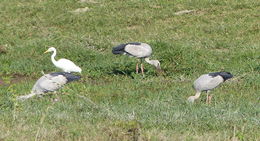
[136,63,139,74]
[141,63,144,77]
[208,95,212,104]
[206,91,212,104]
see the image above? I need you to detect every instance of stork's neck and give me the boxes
[188,91,202,103]
[51,49,57,65]
[145,57,158,68]
[144,58,153,65]
[193,91,201,99]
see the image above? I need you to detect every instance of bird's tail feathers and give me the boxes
[64,74,81,82]
[112,44,126,54]
[50,72,81,82]
[112,50,125,54]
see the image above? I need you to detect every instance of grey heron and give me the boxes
[44,47,82,73]
[112,42,161,76]
[17,72,81,100]
[188,72,233,103]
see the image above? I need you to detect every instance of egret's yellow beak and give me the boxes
[44,50,49,54]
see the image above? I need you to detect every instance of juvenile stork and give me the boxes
[17,72,81,100]
[188,72,233,104]
[112,42,161,76]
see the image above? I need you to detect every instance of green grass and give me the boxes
[0,0,260,140]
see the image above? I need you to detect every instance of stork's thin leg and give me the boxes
[208,95,212,104]
[206,91,211,104]
[206,91,209,104]
[136,63,139,73]
[141,63,144,77]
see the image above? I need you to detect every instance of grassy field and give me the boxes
[0,0,260,140]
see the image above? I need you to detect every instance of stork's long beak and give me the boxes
[44,50,49,54]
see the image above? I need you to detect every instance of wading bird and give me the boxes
[44,47,82,73]
[17,72,81,100]
[112,42,161,76]
[188,72,233,104]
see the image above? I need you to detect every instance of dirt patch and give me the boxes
[174,10,195,15]
[127,25,141,30]
[0,73,31,86]
[0,79,4,85]
[11,74,29,84]
[79,0,98,3]
[0,78,8,86]
[0,45,7,54]
[70,7,90,14]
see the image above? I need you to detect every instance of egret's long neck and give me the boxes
[51,50,57,65]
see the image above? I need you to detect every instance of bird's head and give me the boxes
[151,60,161,70]
[144,58,162,71]
[44,47,56,54]
[187,96,196,103]
[219,72,233,81]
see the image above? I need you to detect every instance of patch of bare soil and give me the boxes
[11,74,29,84]
[0,79,4,85]
[79,0,98,3]
[70,7,90,13]
[0,45,7,54]
[0,73,30,86]
[174,10,195,15]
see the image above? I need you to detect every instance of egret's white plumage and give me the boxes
[17,72,81,100]
[44,47,82,73]
[188,72,233,103]
[112,42,161,76]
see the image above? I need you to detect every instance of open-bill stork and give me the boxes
[17,72,81,100]
[188,72,233,103]
[112,42,161,76]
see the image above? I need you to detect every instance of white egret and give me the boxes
[112,42,161,76]
[188,72,233,104]
[44,47,82,73]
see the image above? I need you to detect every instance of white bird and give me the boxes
[17,72,81,100]
[44,47,82,73]
[112,42,161,76]
[188,72,233,104]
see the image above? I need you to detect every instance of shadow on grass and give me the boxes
[108,69,136,79]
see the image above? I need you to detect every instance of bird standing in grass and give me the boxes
[17,72,81,100]
[44,47,82,73]
[188,72,233,104]
[112,42,161,76]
